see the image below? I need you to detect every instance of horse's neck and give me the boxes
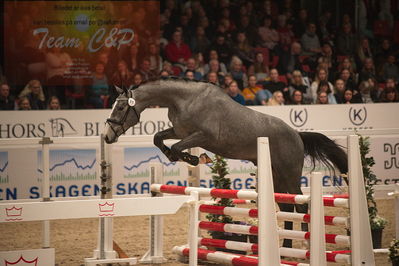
[134,80,190,109]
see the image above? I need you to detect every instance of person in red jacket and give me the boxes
[164,30,192,64]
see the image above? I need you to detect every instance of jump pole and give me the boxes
[257,137,280,265]
[140,163,167,263]
[348,135,375,265]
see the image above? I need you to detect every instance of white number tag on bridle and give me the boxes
[128,98,136,107]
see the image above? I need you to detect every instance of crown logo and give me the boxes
[5,255,38,265]
[5,206,23,221]
[98,202,115,213]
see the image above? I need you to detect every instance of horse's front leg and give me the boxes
[170,131,207,166]
[153,128,179,162]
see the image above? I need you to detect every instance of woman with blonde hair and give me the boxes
[267,91,284,106]
[18,79,46,109]
[310,67,334,103]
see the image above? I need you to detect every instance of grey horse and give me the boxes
[104,77,347,247]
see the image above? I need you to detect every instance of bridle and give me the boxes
[106,91,140,137]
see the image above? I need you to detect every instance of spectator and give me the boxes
[334,79,346,104]
[190,26,210,55]
[204,50,228,75]
[358,80,374,103]
[301,23,321,57]
[133,73,143,86]
[242,75,262,105]
[229,56,248,90]
[148,43,162,73]
[293,8,309,38]
[204,59,225,84]
[279,42,303,75]
[18,79,46,110]
[248,52,269,81]
[381,54,399,83]
[258,16,280,52]
[181,57,202,81]
[206,72,220,85]
[184,70,195,80]
[375,39,396,71]
[336,57,357,80]
[380,87,399,102]
[336,23,356,56]
[316,91,329,104]
[288,70,312,103]
[339,68,358,93]
[358,58,377,83]
[111,60,134,103]
[137,58,157,81]
[289,90,305,105]
[89,62,109,109]
[18,96,31,110]
[236,15,257,46]
[267,91,285,106]
[233,32,254,67]
[47,96,61,110]
[194,53,206,77]
[129,43,140,72]
[223,74,234,90]
[209,35,232,66]
[164,30,192,64]
[342,89,355,104]
[226,80,245,105]
[0,83,15,110]
[260,68,287,95]
[317,43,336,75]
[317,81,337,104]
[310,68,334,103]
[356,38,373,67]
[276,14,295,52]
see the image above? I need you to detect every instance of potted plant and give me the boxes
[389,239,399,266]
[206,155,247,254]
[359,135,387,248]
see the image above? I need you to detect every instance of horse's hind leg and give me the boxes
[154,128,179,161]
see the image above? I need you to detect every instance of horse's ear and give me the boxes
[115,85,124,95]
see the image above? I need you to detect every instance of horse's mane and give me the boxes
[127,76,220,91]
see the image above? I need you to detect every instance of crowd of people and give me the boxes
[0,0,398,110]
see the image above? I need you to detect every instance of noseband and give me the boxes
[106,92,140,137]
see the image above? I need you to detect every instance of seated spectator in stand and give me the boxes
[358,80,374,103]
[111,60,135,89]
[229,56,248,90]
[258,16,280,53]
[317,81,337,104]
[232,32,254,68]
[316,91,329,104]
[342,89,362,104]
[310,68,334,103]
[380,87,399,102]
[339,68,358,93]
[204,59,225,84]
[277,14,295,53]
[317,43,336,75]
[181,58,202,80]
[336,57,357,80]
[248,52,269,81]
[137,58,157,81]
[288,70,312,103]
[164,30,192,64]
[334,79,346,104]
[18,96,31,110]
[206,72,220,85]
[47,96,61,110]
[289,90,304,105]
[223,74,234,90]
[242,75,262,105]
[204,50,228,74]
[133,73,143,86]
[148,43,162,73]
[89,62,109,109]
[194,53,206,77]
[358,58,377,83]
[260,68,287,97]
[209,34,232,66]
[184,70,195,80]
[301,23,321,57]
[375,39,396,71]
[18,80,46,110]
[381,54,399,83]
[267,91,285,106]
[293,9,309,38]
[226,80,245,105]
[0,83,15,110]
[336,23,356,56]
[356,37,373,68]
[160,70,170,77]
[190,26,210,55]
[279,42,303,75]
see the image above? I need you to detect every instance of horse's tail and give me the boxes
[299,132,348,175]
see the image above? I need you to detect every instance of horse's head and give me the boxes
[104,86,140,144]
